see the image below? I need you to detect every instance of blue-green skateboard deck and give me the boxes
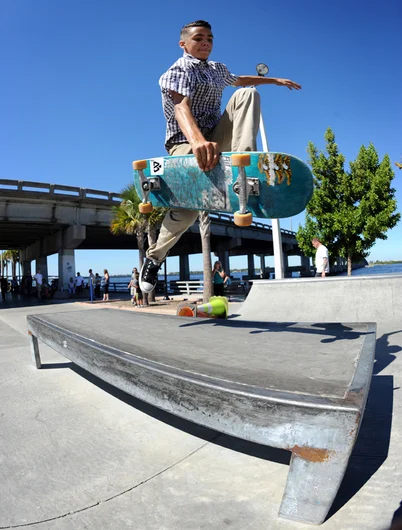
[133,152,313,219]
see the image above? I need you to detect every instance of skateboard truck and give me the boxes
[132,160,161,214]
[231,154,255,226]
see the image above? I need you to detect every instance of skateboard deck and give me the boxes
[132,152,313,221]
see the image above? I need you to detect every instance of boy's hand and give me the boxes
[275,78,302,90]
[191,140,220,172]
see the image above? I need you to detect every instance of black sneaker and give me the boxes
[140,257,162,293]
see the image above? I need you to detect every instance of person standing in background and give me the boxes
[212,261,225,296]
[34,269,43,300]
[75,272,84,297]
[88,269,95,300]
[94,273,101,299]
[312,238,330,277]
[128,267,138,305]
[102,269,110,302]
[0,276,7,301]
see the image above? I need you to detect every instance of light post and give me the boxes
[163,261,169,300]
[256,63,285,280]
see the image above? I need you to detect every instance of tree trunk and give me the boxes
[146,228,158,303]
[136,232,150,305]
[347,255,352,276]
[199,212,213,302]
[137,232,146,267]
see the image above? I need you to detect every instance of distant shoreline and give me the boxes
[368,260,402,265]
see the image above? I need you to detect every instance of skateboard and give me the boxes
[132,152,313,226]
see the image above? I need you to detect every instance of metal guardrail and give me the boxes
[0,179,121,203]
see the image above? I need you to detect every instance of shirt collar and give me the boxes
[183,52,209,66]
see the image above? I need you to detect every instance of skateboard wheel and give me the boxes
[139,202,153,214]
[132,160,147,170]
[231,154,251,167]
[234,211,253,227]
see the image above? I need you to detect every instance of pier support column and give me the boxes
[301,256,311,276]
[247,254,255,279]
[57,225,86,289]
[58,249,76,290]
[36,256,48,281]
[283,254,291,277]
[259,256,266,278]
[21,261,32,276]
[179,254,190,280]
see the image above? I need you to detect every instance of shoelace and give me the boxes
[143,261,158,280]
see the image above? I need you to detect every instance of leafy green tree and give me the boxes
[297,128,400,275]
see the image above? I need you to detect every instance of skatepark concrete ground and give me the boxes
[1,284,401,530]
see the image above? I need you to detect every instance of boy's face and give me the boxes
[179,26,213,61]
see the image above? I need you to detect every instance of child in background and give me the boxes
[128,276,137,306]
[135,272,144,308]
[68,277,75,297]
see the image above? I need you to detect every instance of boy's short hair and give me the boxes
[180,20,212,40]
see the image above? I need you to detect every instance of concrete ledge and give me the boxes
[238,275,402,322]
[27,309,376,525]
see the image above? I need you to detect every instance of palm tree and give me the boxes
[1,251,10,278]
[3,250,19,278]
[110,185,168,303]
[110,186,148,264]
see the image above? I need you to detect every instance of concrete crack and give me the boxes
[0,434,220,528]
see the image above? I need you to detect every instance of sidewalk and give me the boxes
[0,300,401,529]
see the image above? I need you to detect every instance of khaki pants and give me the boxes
[147,88,261,262]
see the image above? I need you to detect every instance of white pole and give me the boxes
[258,107,285,280]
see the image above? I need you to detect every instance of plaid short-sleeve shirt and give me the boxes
[159,53,238,150]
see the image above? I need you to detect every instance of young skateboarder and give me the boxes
[140,19,301,293]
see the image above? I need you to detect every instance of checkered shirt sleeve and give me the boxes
[159,55,238,149]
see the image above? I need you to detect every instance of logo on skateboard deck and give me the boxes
[258,154,292,186]
[150,158,164,176]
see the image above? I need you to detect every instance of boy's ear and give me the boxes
[179,39,186,51]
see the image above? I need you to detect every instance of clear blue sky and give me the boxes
[1,0,401,275]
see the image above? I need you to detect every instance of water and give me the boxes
[338,263,402,277]
[109,263,402,284]
[4,264,401,285]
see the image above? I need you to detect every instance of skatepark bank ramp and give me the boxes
[237,275,402,323]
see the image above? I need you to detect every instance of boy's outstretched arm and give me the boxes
[234,76,301,90]
[170,91,220,172]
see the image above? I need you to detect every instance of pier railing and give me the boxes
[0,179,121,203]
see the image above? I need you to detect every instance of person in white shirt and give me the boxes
[312,238,330,278]
[75,272,84,297]
[34,269,43,300]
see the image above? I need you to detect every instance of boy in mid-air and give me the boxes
[140,20,301,294]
